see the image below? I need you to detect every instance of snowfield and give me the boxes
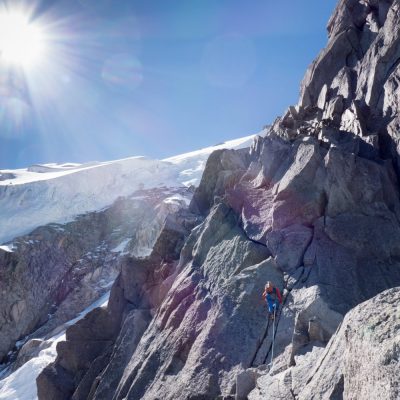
[0,293,110,400]
[0,134,255,244]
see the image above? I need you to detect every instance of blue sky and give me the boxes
[0,0,337,168]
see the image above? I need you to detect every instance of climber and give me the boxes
[262,281,282,320]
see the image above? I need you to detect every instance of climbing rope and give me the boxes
[270,306,276,366]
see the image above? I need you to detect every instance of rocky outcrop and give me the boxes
[37,205,202,399]
[38,134,400,399]
[0,186,192,365]
[189,148,250,216]
[249,287,400,400]
[37,276,127,400]
[301,287,400,400]
[295,0,400,171]
[32,0,400,399]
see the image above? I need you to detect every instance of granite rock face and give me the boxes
[300,287,400,400]
[250,287,400,400]
[38,136,400,399]
[0,187,192,365]
[34,0,400,399]
[38,204,204,399]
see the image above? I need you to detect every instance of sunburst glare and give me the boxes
[0,11,47,68]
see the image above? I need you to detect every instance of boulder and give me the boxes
[249,288,400,399]
[298,287,400,400]
[12,339,52,371]
[235,369,261,400]
[37,363,75,400]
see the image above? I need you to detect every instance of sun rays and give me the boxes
[0,10,47,69]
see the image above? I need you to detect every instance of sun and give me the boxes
[0,12,46,68]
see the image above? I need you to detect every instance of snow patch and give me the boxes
[0,245,14,253]
[0,292,110,400]
[134,246,153,258]
[111,238,131,254]
[163,134,255,164]
[163,133,255,189]
[163,194,191,207]
[0,336,64,400]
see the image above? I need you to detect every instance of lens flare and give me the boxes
[0,12,46,68]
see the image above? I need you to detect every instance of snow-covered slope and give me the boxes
[0,134,255,244]
[0,293,110,400]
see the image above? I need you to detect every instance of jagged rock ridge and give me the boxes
[30,0,400,398]
[0,186,191,367]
